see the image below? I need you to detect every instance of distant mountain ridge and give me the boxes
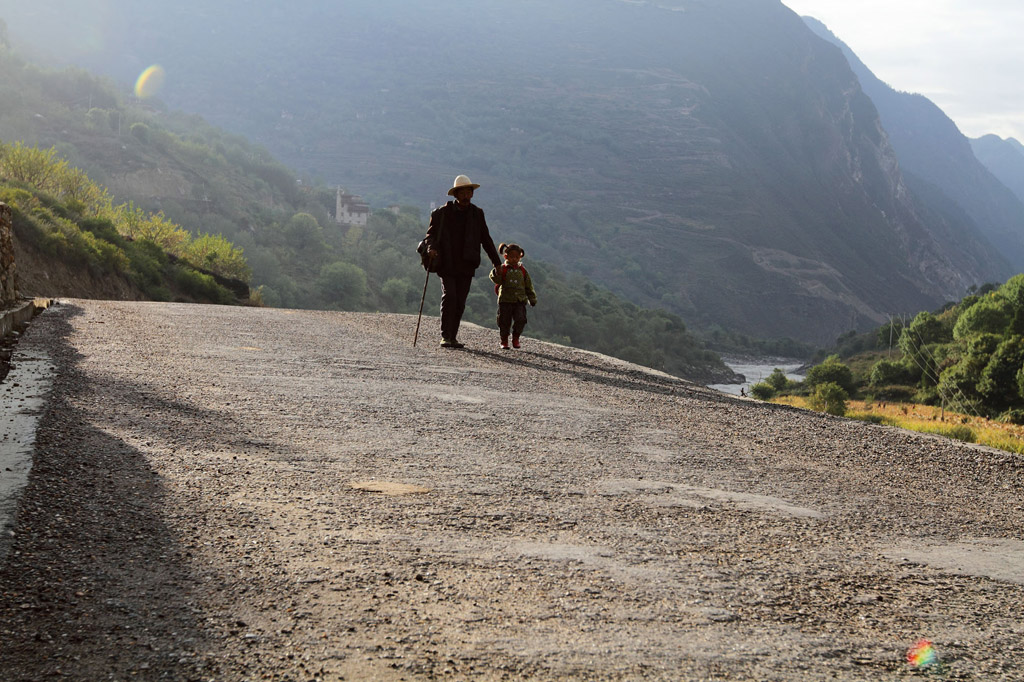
[2,0,1017,343]
[971,135,1024,208]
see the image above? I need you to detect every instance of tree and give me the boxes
[869,359,907,386]
[317,261,367,309]
[899,312,950,384]
[285,212,324,251]
[952,296,1011,340]
[977,335,1024,413]
[184,233,251,281]
[0,142,65,188]
[876,319,904,351]
[381,278,414,311]
[805,355,855,394]
[937,359,984,412]
[130,122,151,143]
[765,368,790,391]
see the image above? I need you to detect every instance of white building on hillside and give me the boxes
[336,188,369,227]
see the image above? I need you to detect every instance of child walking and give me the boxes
[489,243,537,349]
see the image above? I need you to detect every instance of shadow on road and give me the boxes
[466,346,742,408]
[0,305,221,680]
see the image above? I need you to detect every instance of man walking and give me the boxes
[423,175,502,348]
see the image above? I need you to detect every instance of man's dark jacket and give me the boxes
[424,201,501,276]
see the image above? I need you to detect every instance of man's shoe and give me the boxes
[512,336,521,349]
[500,337,510,350]
[440,338,455,348]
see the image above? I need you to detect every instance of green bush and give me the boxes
[952,296,1012,340]
[749,382,775,400]
[805,355,855,394]
[765,368,790,391]
[869,359,908,386]
[80,216,123,245]
[940,424,976,443]
[125,240,170,298]
[173,266,234,304]
[998,409,1024,426]
[381,277,415,311]
[937,360,980,405]
[130,121,151,142]
[978,335,1024,412]
[866,385,916,402]
[317,261,368,309]
[808,381,848,416]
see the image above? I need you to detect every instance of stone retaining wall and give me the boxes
[0,203,16,306]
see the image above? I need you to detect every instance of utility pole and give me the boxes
[888,314,894,358]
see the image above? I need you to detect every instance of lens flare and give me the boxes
[134,65,166,99]
[907,639,939,668]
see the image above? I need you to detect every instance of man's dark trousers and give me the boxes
[439,273,474,342]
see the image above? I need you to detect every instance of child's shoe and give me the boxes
[512,336,521,349]
[500,335,510,350]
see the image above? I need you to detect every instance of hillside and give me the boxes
[0,40,742,381]
[2,0,1012,344]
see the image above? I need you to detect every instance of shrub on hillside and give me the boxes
[937,360,981,405]
[998,408,1024,426]
[808,381,847,416]
[952,296,1012,340]
[869,359,909,386]
[765,368,791,392]
[940,424,976,443]
[805,355,855,394]
[173,266,235,304]
[317,261,368,310]
[749,382,775,400]
[865,385,916,403]
[978,335,1024,412]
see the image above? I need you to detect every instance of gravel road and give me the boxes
[1,299,1023,681]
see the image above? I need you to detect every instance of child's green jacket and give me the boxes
[489,264,537,305]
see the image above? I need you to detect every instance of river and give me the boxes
[706,358,806,396]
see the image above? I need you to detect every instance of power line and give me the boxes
[899,314,983,420]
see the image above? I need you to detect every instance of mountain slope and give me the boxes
[2,0,1010,343]
[803,17,1024,276]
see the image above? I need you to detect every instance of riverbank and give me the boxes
[706,357,805,395]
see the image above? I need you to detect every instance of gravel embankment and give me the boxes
[1,299,1023,681]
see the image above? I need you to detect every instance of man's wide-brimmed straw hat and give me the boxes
[447,174,481,196]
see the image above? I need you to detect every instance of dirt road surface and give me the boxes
[1,300,1023,681]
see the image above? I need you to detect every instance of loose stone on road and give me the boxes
[1,300,1023,680]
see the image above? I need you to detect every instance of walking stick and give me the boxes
[413,258,432,347]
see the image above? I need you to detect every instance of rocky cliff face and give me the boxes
[804,17,1023,278]
[1,203,17,306]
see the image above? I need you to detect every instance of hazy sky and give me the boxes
[781,0,1024,142]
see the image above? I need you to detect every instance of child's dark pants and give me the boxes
[497,302,528,339]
